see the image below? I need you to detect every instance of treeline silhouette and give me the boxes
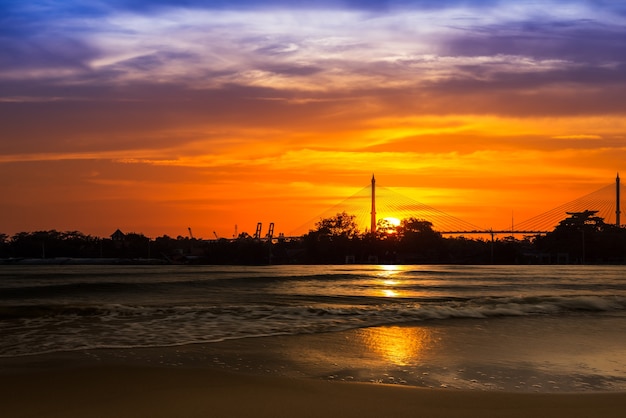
[2,210,626,264]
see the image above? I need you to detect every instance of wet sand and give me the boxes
[1,363,625,418]
[2,319,626,417]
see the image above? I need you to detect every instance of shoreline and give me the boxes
[2,325,626,417]
[3,316,626,392]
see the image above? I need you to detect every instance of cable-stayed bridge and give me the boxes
[510,181,620,233]
[292,175,622,236]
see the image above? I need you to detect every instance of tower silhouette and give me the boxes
[370,174,376,234]
[617,173,621,227]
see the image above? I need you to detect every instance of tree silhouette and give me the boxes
[534,210,626,263]
[555,210,606,232]
[312,211,360,239]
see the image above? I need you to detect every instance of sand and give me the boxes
[2,322,626,417]
[0,362,624,418]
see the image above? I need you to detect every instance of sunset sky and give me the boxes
[1,0,625,238]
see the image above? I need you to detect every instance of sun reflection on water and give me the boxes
[381,288,399,298]
[357,326,435,366]
[382,279,399,286]
[379,264,401,273]
[376,266,404,297]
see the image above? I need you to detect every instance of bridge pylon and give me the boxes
[370,174,376,234]
[617,173,621,227]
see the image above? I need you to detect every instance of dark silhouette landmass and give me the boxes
[1,210,625,265]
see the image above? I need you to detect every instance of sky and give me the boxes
[1,0,625,238]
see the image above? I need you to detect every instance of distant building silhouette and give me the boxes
[111,229,125,241]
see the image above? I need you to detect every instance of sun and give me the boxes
[377,217,401,235]
[383,217,401,227]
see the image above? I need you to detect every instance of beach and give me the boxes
[2,330,626,418]
[2,367,626,418]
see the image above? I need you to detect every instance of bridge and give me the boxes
[290,174,622,237]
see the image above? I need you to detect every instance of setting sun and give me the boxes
[383,217,401,227]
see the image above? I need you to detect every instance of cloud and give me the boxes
[2,1,626,161]
[552,134,602,140]
[442,20,626,64]
[0,32,98,77]
[3,1,624,96]
[59,0,503,14]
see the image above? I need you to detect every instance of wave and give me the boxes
[5,275,624,305]
[2,265,626,357]
[2,294,625,357]
[2,293,625,320]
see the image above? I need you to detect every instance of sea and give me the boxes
[2,264,626,391]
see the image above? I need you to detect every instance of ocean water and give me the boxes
[3,264,626,392]
[1,264,625,359]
